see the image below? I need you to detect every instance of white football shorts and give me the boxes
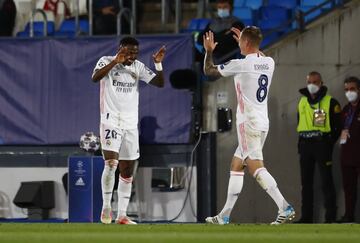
[100,123,140,160]
[234,122,268,161]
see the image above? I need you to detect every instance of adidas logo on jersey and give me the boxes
[75,177,85,186]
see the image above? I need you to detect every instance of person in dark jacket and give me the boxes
[339,76,360,223]
[92,0,131,35]
[296,71,342,223]
[0,0,16,36]
[196,0,245,64]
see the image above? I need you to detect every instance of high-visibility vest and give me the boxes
[297,95,332,133]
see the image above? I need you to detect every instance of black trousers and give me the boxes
[341,164,360,221]
[298,138,337,222]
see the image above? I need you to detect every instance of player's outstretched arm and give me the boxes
[203,31,221,79]
[92,47,128,82]
[150,45,166,88]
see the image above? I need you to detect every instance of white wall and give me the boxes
[0,166,197,222]
[0,167,68,219]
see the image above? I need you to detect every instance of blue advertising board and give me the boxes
[68,156,104,222]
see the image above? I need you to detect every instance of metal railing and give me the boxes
[117,0,136,35]
[30,9,48,37]
[27,0,208,37]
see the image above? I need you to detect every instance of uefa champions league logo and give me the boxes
[77,161,83,168]
[75,160,86,175]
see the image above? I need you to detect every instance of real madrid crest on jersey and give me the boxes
[98,61,106,68]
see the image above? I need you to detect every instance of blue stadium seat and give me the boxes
[233,0,246,7]
[267,0,298,9]
[300,0,332,8]
[260,31,281,48]
[297,6,323,22]
[186,18,199,32]
[259,6,291,21]
[258,19,284,30]
[184,18,210,33]
[198,18,210,30]
[17,21,55,37]
[244,0,263,10]
[54,19,89,37]
[233,7,253,20]
[233,7,254,26]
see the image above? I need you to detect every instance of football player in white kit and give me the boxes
[92,37,166,224]
[203,26,295,225]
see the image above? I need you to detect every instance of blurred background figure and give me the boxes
[0,0,16,36]
[196,0,244,64]
[339,76,360,223]
[93,0,131,35]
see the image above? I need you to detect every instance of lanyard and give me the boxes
[344,106,355,129]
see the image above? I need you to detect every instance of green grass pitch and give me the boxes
[0,223,359,243]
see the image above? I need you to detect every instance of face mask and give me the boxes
[217,9,230,18]
[307,84,320,94]
[345,91,358,102]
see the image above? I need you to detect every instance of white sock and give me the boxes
[117,176,133,218]
[101,159,118,209]
[219,171,244,218]
[254,167,289,211]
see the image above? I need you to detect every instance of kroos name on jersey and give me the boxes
[254,64,269,70]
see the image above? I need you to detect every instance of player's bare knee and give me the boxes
[253,167,277,191]
[119,160,134,178]
[231,156,245,171]
[105,159,119,169]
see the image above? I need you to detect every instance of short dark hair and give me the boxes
[344,76,360,88]
[241,26,263,47]
[308,71,322,81]
[217,0,233,6]
[119,37,139,47]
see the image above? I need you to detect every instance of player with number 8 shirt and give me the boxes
[202,26,295,224]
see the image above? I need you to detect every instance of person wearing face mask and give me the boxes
[338,76,360,223]
[296,71,342,223]
[196,0,245,64]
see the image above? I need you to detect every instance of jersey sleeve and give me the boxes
[92,57,110,78]
[138,62,156,83]
[217,59,244,77]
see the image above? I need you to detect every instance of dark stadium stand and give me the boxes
[183,0,346,49]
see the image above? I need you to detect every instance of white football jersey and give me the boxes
[92,56,156,129]
[218,53,275,131]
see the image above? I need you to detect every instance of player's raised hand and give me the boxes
[114,46,128,64]
[203,31,218,52]
[153,45,166,63]
[231,27,242,44]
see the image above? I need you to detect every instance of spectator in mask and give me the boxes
[196,0,244,64]
[338,76,360,223]
[295,71,341,223]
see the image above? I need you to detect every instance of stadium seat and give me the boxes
[233,0,246,8]
[54,19,89,37]
[233,7,254,25]
[267,0,298,9]
[261,31,281,48]
[17,21,55,37]
[259,6,291,21]
[296,6,323,22]
[300,0,332,8]
[258,19,284,31]
[244,0,263,10]
[184,18,210,33]
[233,7,253,20]
[198,18,210,30]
